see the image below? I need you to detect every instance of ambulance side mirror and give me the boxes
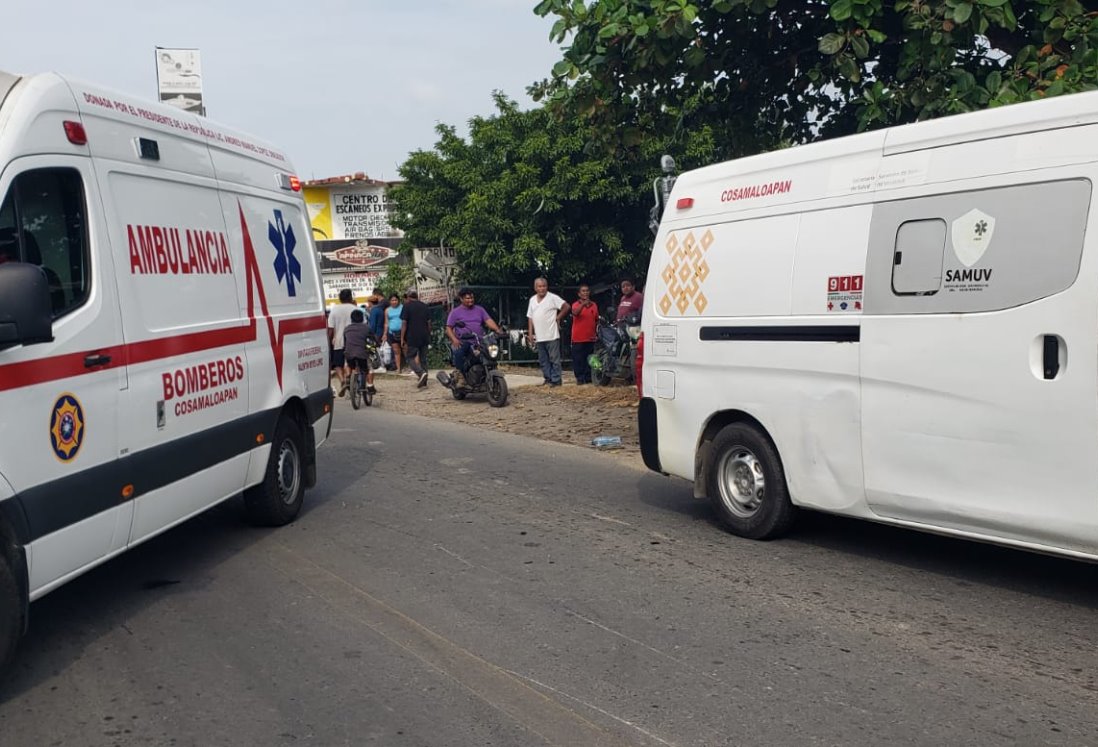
[0,263,54,350]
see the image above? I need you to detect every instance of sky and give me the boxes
[2,1,566,181]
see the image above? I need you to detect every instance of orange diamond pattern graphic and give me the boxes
[659,229,713,315]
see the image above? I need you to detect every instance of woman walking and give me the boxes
[386,294,405,373]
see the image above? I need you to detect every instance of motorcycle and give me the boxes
[592,312,641,386]
[436,325,510,407]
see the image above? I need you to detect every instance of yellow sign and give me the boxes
[303,187,333,240]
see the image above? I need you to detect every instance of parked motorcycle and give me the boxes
[436,326,510,407]
[592,312,641,386]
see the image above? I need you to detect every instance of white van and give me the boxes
[0,72,333,668]
[639,91,1098,560]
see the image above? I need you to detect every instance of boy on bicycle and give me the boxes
[342,309,377,395]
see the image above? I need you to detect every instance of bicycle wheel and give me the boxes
[350,370,361,410]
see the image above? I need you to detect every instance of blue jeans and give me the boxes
[537,339,562,384]
[451,340,474,372]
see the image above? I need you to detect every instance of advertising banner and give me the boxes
[328,186,396,240]
[156,47,204,115]
[322,271,383,306]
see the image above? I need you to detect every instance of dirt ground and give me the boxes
[343,369,641,458]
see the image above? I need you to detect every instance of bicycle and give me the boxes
[348,346,380,410]
[349,363,372,409]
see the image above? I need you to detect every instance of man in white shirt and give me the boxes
[526,277,569,387]
[327,288,357,396]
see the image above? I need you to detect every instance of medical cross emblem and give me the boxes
[269,209,301,296]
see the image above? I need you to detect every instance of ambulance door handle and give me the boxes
[1042,335,1060,380]
[84,353,112,368]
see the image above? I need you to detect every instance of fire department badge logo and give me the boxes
[49,393,85,462]
[951,209,996,268]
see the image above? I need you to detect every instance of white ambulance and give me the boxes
[639,91,1098,560]
[0,71,333,669]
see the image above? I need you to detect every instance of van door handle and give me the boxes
[84,353,112,368]
[1043,335,1059,380]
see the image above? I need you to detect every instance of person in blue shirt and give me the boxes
[385,294,405,373]
[368,293,386,339]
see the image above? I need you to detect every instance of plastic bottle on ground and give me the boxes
[590,435,623,449]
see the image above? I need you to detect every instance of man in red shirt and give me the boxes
[616,278,644,322]
[570,283,599,384]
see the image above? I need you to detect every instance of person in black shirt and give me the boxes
[343,309,377,394]
[399,290,431,388]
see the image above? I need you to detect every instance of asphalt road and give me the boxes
[3,404,1098,746]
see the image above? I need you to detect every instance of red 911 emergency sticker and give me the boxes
[827,275,863,312]
[49,393,86,462]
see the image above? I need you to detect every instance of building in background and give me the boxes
[303,173,402,306]
[304,173,463,307]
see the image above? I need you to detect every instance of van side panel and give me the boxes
[647,209,867,513]
[861,169,1098,552]
[209,143,328,477]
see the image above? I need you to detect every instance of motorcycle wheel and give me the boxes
[487,373,509,407]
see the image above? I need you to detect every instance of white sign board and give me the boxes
[156,48,204,115]
[323,271,382,306]
[329,187,395,240]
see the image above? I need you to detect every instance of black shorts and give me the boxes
[331,349,346,369]
[346,357,369,372]
[387,332,401,345]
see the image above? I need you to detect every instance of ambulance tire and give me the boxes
[706,423,796,540]
[244,416,306,527]
[0,551,21,675]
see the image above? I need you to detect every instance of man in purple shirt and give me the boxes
[446,288,503,384]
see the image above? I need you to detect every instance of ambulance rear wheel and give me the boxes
[0,551,22,675]
[707,423,796,540]
[245,415,306,526]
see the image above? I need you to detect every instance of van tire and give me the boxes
[244,415,306,527]
[0,551,22,675]
[706,423,796,540]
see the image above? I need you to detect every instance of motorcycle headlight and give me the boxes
[487,344,499,358]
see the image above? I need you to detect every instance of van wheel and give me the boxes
[706,423,796,540]
[244,416,306,526]
[0,550,22,675]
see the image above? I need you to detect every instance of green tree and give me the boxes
[374,261,414,301]
[532,0,1098,158]
[388,93,658,286]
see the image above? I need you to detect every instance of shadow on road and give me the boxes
[0,445,375,703]
[633,472,1098,610]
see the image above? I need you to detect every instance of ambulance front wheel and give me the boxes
[244,415,306,526]
[706,422,796,540]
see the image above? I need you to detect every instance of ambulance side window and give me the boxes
[0,168,89,317]
[891,219,946,296]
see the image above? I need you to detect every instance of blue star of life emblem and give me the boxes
[269,209,301,297]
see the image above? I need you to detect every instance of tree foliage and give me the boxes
[531,0,1098,159]
[388,93,656,286]
[374,261,414,301]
